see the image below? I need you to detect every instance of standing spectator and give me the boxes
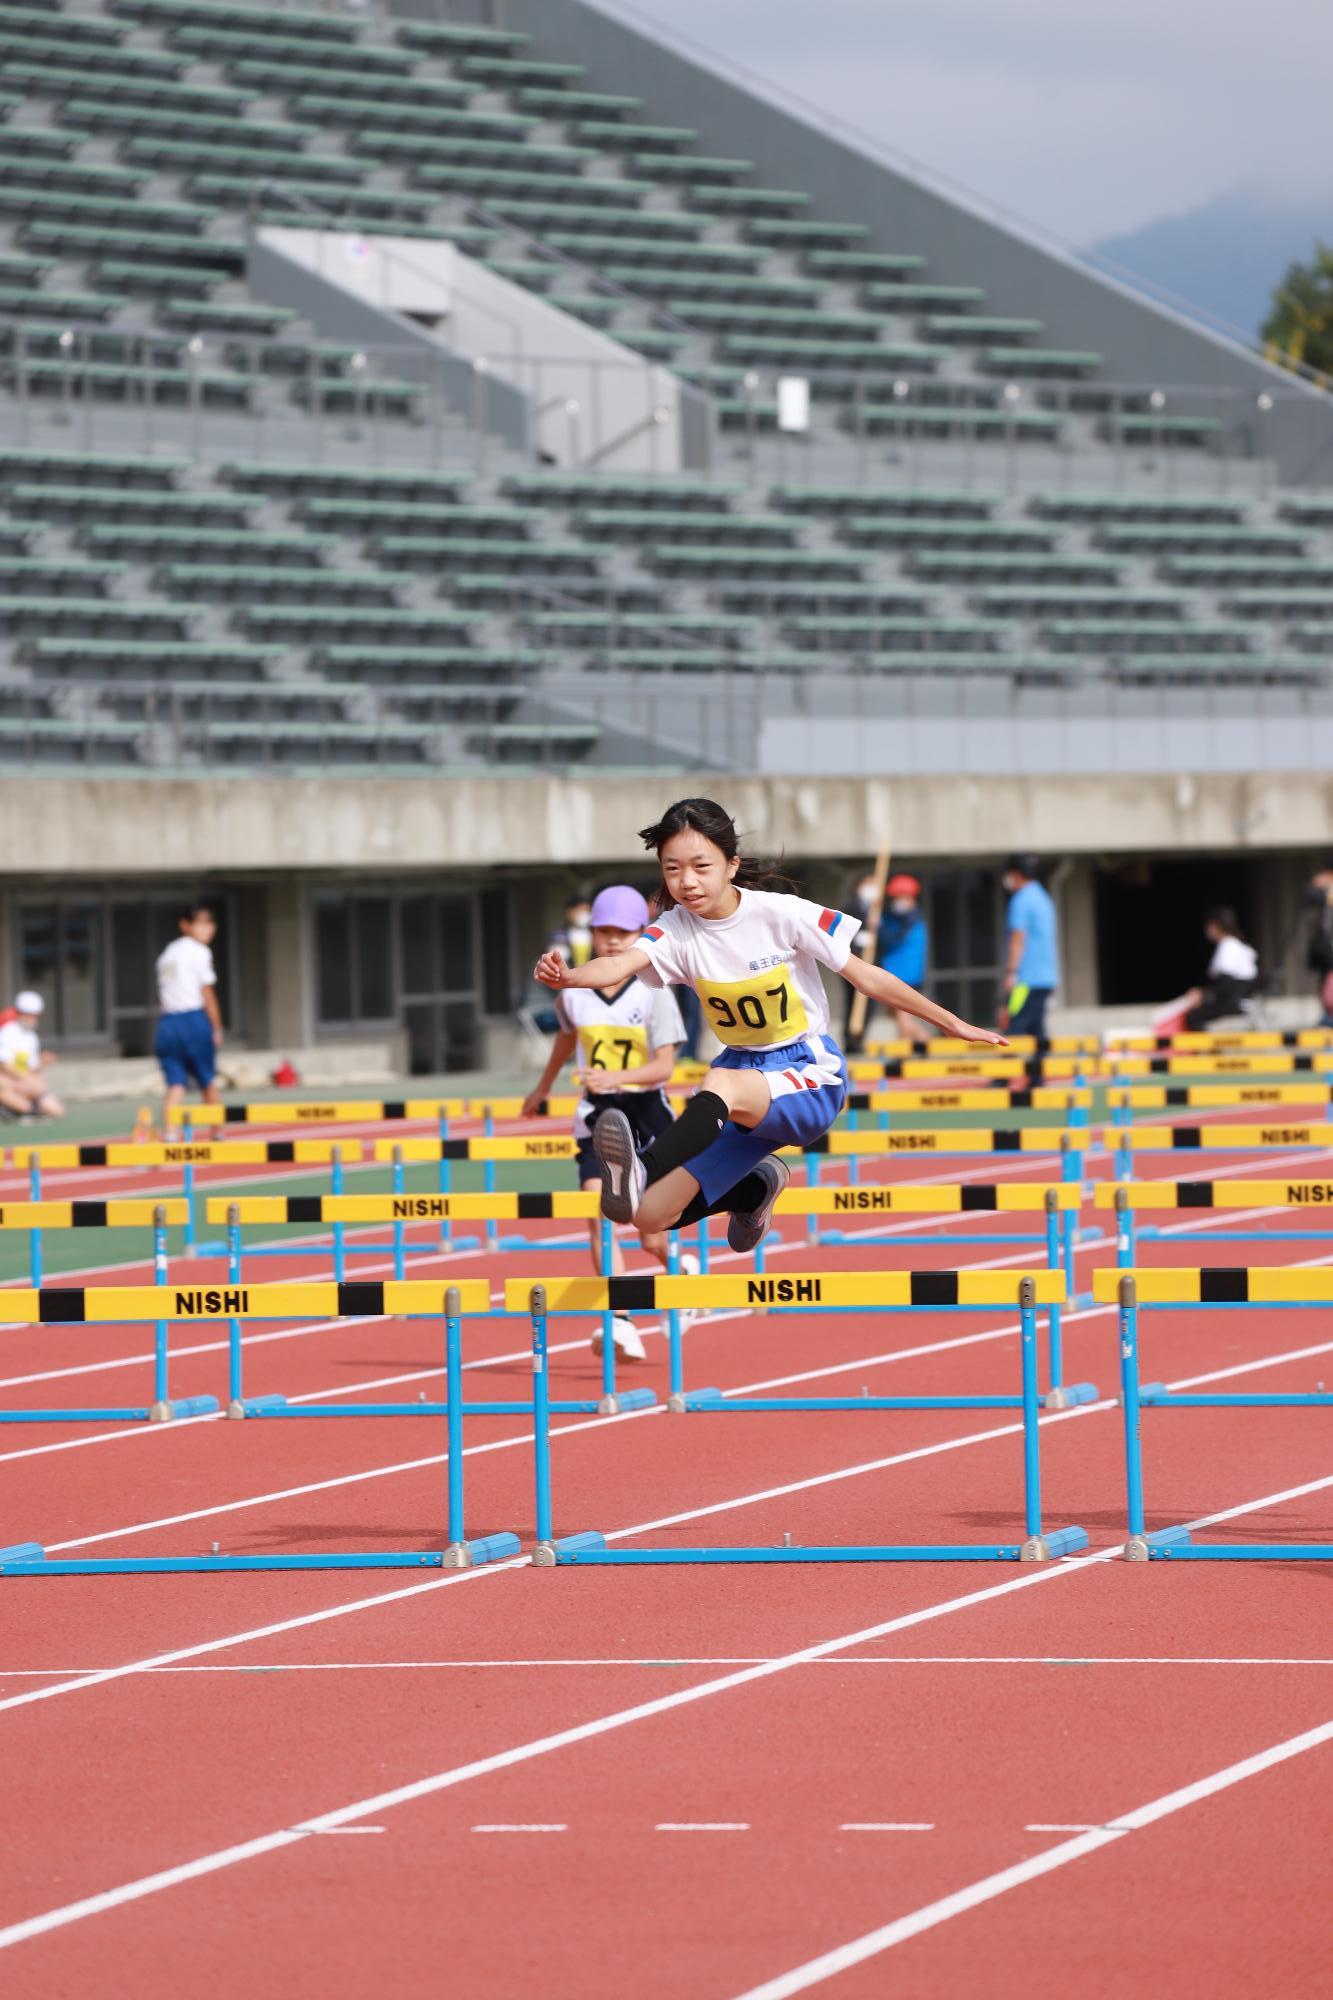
[1303,866,1333,1025]
[548,891,594,969]
[1000,854,1059,1038]
[877,875,930,1042]
[1182,908,1259,1030]
[0,991,62,1120]
[155,902,223,1117]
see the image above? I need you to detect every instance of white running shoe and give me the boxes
[592,1107,646,1222]
[591,1314,648,1363]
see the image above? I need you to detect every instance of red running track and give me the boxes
[0,1131,1331,1995]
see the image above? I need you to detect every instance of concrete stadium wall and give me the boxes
[5,771,1331,875]
[485,0,1333,484]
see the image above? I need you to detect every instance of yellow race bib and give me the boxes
[577,1023,649,1072]
[696,966,808,1049]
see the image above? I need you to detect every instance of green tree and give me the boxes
[1263,242,1333,383]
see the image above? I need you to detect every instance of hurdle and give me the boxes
[765,1183,1096,1408]
[1103,1051,1333,1077]
[205,1191,661,1418]
[513,1271,1088,1565]
[0,1280,525,1574]
[1094,1266,1333,1562]
[1106,1029,1333,1053]
[844,1085,1091,1129]
[865,1033,1101,1057]
[165,1097,467,1127]
[0,1200,212,1424]
[10,1138,364,1257]
[846,1055,1095,1083]
[1105,1121,1333,1180]
[1098,1178,1333,1261]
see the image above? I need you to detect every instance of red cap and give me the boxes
[885,874,921,899]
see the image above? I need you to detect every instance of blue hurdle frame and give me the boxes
[0,1203,217,1427]
[527,1277,1089,1566]
[1115,1271,1333,1562]
[0,1286,521,1575]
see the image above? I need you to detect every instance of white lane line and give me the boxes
[1024,1822,1097,1833]
[0,1561,1108,1953]
[472,1824,566,1834]
[656,1822,750,1832]
[840,1823,933,1832]
[727,1717,1333,2000]
[0,1454,1330,1948]
[295,1826,386,1836]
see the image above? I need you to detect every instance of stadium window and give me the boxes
[314,892,393,1026]
[16,900,105,1044]
[479,887,512,1015]
[399,893,480,1074]
[924,869,1004,1025]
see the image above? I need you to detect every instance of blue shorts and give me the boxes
[155,1009,216,1090]
[689,1035,848,1206]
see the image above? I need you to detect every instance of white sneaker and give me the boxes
[591,1314,647,1363]
[592,1108,646,1222]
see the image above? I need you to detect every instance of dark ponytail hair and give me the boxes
[639,797,799,907]
[1207,905,1246,941]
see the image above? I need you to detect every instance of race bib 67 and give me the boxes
[577,1023,649,1071]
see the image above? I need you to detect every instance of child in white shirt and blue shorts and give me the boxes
[536,799,1005,1252]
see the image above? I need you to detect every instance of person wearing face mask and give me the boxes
[875,875,931,1043]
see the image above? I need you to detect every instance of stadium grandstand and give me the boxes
[1,0,1331,1073]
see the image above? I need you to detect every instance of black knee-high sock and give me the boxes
[676,1171,769,1230]
[642,1090,728,1187]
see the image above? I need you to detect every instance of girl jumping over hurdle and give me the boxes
[534,798,1006,1253]
[522,882,699,1362]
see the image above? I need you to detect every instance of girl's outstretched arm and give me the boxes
[534,945,651,991]
[841,955,1008,1046]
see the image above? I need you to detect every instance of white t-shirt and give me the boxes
[0,1020,40,1074]
[157,935,217,1015]
[1209,935,1258,983]
[635,887,858,1053]
[556,978,685,1139]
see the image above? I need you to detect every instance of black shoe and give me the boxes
[727,1156,790,1253]
[591,1107,646,1223]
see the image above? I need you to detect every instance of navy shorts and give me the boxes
[575,1091,673,1183]
[155,1008,216,1089]
[689,1035,848,1206]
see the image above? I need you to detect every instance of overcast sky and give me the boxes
[592,0,1333,243]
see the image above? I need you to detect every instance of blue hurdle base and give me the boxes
[1139,1384,1333,1408]
[1041,1381,1101,1410]
[235,1390,658,1419]
[0,1395,219,1425]
[1127,1526,1333,1562]
[0,1548,459,1576]
[442,1531,523,1569]
[533,1528,1090,1566]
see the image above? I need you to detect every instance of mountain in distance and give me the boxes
[1086,183,1333,342]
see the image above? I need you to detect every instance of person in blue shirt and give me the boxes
[877,874,930,1039]
[1001,854,1059,1038]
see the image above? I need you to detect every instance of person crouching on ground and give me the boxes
[0,991,62,1120]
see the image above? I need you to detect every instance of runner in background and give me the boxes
[154,902,223,1121]
[523,884,698,1362]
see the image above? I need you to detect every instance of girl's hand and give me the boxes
[534,950,570,989]
[582,1070,619,1096]
[520,1089,547,1118]
[949,1017,1009,1048]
